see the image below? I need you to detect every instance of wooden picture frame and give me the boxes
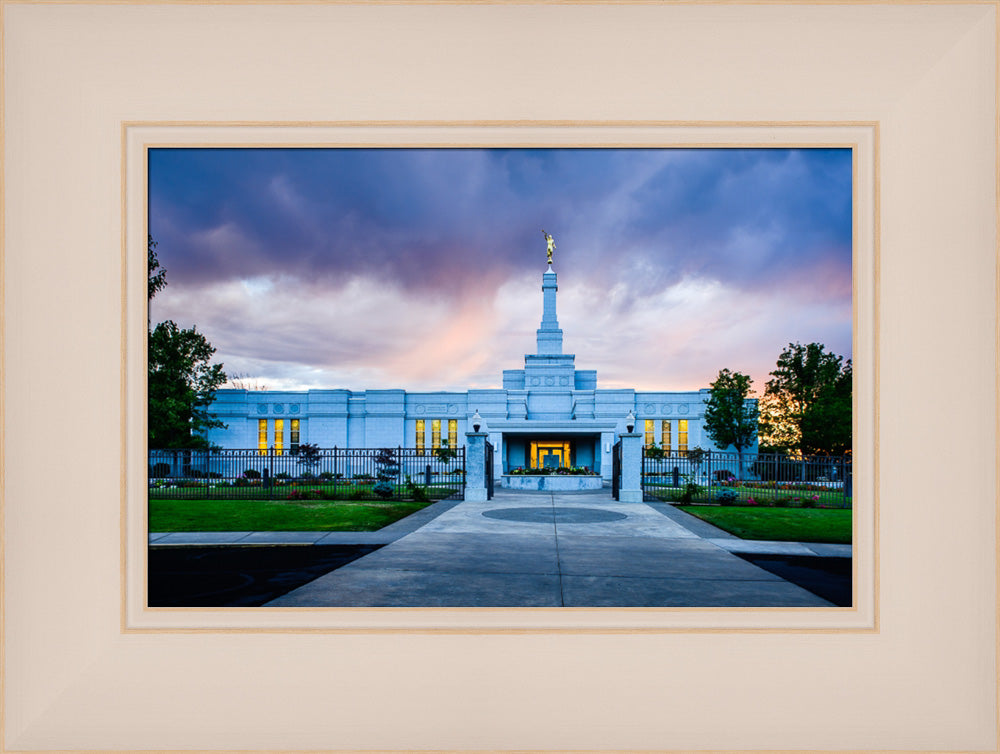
[3,2,996,751]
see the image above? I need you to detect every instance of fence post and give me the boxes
[845,462,852,506]
[706,450,713,501]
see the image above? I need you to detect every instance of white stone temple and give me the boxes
[204,254,753,483]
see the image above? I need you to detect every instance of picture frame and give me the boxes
[3,2,996,751]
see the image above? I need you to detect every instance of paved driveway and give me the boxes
[266,489,836,607]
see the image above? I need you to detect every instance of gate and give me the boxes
[611,440,622,501]
[485,439,494,500]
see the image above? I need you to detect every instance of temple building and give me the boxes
[205,253,754,483]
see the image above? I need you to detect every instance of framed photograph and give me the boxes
[140,141,860,615]
[4,2,996,752]
[133,129,872,625]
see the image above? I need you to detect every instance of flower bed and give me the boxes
[507,466,598,476]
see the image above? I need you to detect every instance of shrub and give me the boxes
[680,482,701,503]
[274,472,291,480]
[150,462,171,478]
[716,489,739,505]
[318,471,336,480]
[296,442,322,475]
[644,442,666,460]
[373,481,395,499]
[433,440,458,464]
[404,474,431,503]
[347,486,370,501]
[243,469,261,479]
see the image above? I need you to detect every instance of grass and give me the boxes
[648,482,850,508]
[676,505,852,544]
[149,498,437,532]
[148,481,460,501]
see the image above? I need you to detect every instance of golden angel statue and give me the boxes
[542,230,555,265]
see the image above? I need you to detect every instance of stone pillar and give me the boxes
[464,431,489,502]
[619,431,644,502]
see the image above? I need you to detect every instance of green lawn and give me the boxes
[648,483,849,508]
[148,481,460,501]
[676,505,852,544]
[149,498,436,532]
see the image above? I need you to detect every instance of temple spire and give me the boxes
[536,233,563,355]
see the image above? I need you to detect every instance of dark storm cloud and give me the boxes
[148,147,852,391]
[150,147,850,294]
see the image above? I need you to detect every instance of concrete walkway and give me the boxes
[229,489,848,608]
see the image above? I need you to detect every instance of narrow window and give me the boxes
[274,418,284,456]
[661,420,671,455]
[678,419,688,456]
[258,419,267,455]
[448,419,457,449]
[431,419,441,450]
[415,420,425,455]
[290,419,300,454]
[644,419,655,448]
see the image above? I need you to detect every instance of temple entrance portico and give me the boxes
[485,420,619,480]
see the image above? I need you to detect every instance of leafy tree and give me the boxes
[148,321,227,448]
[703,369,758,480]
[762,342,851,456]
[148,235,167,301]
[296,442,322,474]
[757,392,800,454]
[433,439,458,464]
[148,236,226,448]
[799,360,852,455]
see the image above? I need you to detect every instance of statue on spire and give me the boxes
[542,229,555,266]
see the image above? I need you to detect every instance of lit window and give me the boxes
[415,420,425,454]
[431,419,441,450]
[258,419,267,455]
[661,420,671,454]
[448,419,457,449]
[274,419,284,456]
[290,419,300,454]
[644,419,655,448]
[678,419,688,456]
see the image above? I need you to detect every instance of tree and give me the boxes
[148,237,226,448]
[148,321,227,448]
[762,342,851,456]
[703,369,758,479]
[148,235,167,301]
[296,442,322,475]
[799,360,852,455]
[757,391,800,454]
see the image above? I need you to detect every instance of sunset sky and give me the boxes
[148,147,852,394]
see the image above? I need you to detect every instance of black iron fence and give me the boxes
[641,449,852,508]
[149,447,465,501]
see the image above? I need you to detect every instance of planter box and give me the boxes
[500,474,604,491]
